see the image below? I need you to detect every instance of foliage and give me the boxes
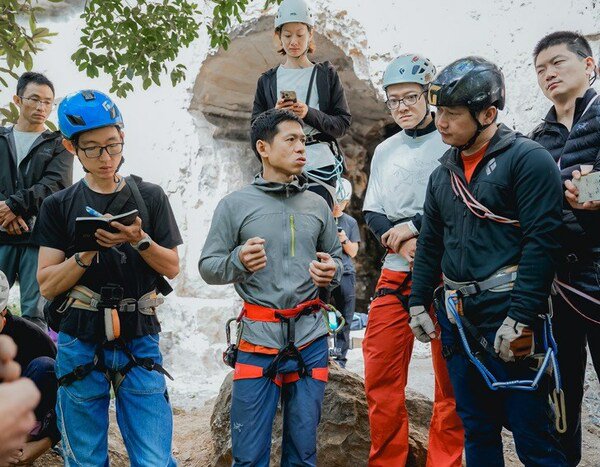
[0,0,283,123]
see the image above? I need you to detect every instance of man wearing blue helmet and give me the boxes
[32,90,182,466]
[362,53,463,467]
[0,72,73,330]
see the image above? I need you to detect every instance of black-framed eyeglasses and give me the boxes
[77,142,124,159]
[19,96,56,110]
[386,90,426,110]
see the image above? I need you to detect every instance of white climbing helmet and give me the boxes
[383,53,436,90]
[275,0,315,29]
[336,178,353,203]
[0,271,9,312]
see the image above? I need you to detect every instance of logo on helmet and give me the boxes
[428,84,441,106]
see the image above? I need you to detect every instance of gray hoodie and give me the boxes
[199,173,343,349]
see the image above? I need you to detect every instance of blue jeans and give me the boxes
[438,309,567,466]
[231,336,328,467]
[0,244,45,329]
[55,333,176,466]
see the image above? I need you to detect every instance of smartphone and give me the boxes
[573,171,600,202]
[280,90,297,103]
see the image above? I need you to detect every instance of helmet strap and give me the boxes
[457,110,491,152]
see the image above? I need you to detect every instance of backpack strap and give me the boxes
[124,175,151,232]
[125,175,173,296]
[305,64,318,105]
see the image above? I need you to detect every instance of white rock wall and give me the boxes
[2,0,598,405]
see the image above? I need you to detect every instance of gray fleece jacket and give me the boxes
[199,173,343,349]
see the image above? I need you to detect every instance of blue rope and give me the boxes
[446,294,561,392]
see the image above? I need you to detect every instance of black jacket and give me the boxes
[409,124,563,330]
[251,61,351,140]
[0,127,73,245]
[529,87,600,250]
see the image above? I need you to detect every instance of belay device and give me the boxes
[100,284,124,341]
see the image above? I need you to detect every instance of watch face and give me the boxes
[138,239,151,251]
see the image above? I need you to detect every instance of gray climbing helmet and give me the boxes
[275,0,315,29]
[336,178,352,203]
[383,54,436,90]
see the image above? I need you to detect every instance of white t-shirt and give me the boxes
[12,128,43,167]
[363,129,448,271]
[276,66,334,170]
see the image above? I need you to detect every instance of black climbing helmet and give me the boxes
[428,56,505,112]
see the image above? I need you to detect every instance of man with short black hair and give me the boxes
[0,72,72,330]
[530,30,600,466]
[200,108,342,466]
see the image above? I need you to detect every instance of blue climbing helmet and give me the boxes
[58,90,123,139]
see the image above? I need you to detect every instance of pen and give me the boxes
[86,206,103,218]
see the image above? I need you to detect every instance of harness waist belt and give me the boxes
[242,298,323,322]
[66,285,163,315]
[443,265,518,297]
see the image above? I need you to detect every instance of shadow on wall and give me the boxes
[190,14,393,312]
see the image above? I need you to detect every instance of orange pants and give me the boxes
[363,269,464,467]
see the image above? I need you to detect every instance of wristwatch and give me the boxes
[132,235,152,251]
[74,252,90,269]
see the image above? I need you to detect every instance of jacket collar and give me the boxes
[440,123,517,173]
[404,113,437,138]
[542,87,597,126]
[252,172,309,194]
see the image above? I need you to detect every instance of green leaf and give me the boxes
[45,120,57,131]
[24,52,33,71]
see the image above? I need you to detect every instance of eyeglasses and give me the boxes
[386,91,426,110]
[77,142,124,159]
[19,96,56,110]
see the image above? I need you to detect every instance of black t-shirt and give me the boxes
[1,312,57,369]
[32,178,183,342]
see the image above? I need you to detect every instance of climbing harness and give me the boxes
[223,299,344,387]
[371,272,412,311]
[56,284,172,393]
[444,273,567,433]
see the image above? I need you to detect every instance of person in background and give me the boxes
[0,72,73,330]
[252,0,351,209]
[529,30,600,466]
[330,178,360,368]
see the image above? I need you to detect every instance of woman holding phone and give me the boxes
[251,0,352,208]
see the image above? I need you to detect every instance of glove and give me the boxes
[493,317,534,362]
[409,306,437,343]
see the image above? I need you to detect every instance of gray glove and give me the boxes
[409,305,437,343]
[493,316,534,362]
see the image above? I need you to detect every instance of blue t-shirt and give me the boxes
[335,213,361,275]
